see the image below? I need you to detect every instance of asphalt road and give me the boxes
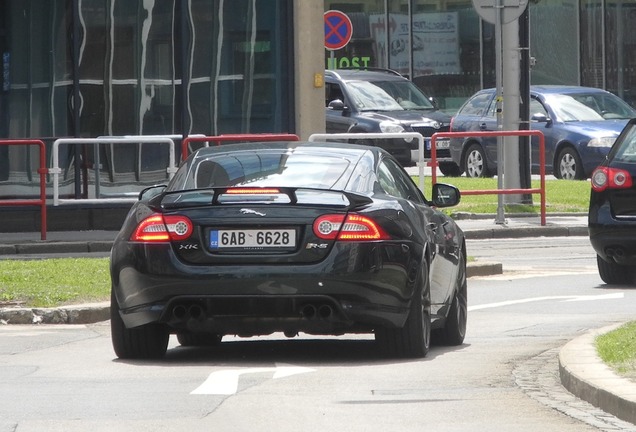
[2,237,636,432]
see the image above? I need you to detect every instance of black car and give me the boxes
[110,141,467,359]
[325,69,458,174]
[589,118,636,284]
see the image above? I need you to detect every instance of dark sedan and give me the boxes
[449,86,636,179]
[325,69,457,173]
[110,142,467,359]
[589,118,636,284]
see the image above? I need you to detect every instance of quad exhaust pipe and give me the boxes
[171,304,204,321]
[606,246,627,263]
[301,304,334,319]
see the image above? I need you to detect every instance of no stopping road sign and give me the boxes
[324,10,353,51]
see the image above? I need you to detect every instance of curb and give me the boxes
[467,261,502,277]
[559,324,636,426]
[465,226,589,240]
[0,303,110,325]
[0,241,113,256]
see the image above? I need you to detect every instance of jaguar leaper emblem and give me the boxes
[240,208,266,217]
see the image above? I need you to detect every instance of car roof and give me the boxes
[479,85,613,96]
[325,68,407,82]
[191,140,382,161]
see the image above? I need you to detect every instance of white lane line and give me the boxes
[469,292,624,311]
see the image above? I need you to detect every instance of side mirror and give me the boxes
[531,113,550,123]
[431,183,460,208]
[328,99,346,111]
[138,184,167,201]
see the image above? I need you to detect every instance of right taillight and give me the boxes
[591,167,633,192]
[313,214,390,241]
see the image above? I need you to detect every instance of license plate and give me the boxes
[436,139,450,149]
[210,229,296,249]
[426,139,450,150]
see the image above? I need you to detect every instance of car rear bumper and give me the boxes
[410,149,454,165]
[111,242,419,334]
[589,202,636,264]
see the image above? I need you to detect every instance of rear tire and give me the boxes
[556,147,584,180]
[433,251,467,346]
[597,255,633,284]
[110,289,169,359]
[463,144,491,178]
[438,162,462,177]
[376,261,431,358]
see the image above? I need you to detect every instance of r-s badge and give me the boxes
[306,243,328,249]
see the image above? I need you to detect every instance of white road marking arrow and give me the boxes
[469,292,624,311]
[191,364,315,395]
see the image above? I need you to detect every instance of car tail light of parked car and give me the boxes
[591,167,633,192]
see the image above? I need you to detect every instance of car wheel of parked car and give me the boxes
[375,260,431,358]
[556,146,584,180]
[438,162,463,177]
[433,251,467,346]
[177,332,223,347]
[596,255,634,284]
[110,289,170,359]
[463,143,491,178]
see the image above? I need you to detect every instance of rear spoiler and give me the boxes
[157,187,373,211]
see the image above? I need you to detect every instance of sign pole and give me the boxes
[471,0,528,225]
[495,0,505,224]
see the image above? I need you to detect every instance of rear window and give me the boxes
[458,92,494,116]
[168,151,353,191]
[611,124,636,163]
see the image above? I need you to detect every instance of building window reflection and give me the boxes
[0,0,291,195]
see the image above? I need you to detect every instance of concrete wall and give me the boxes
[293,2,326,140]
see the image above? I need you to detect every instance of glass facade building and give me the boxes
[0,0,295,192]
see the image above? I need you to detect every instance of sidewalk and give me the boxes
[3,214,635,426]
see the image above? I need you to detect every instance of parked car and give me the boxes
[324,68,460,174]
[449,86,636,179]
[110,141,467,359]
[589,118,636,284]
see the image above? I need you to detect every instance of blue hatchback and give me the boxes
[449,86,636,179]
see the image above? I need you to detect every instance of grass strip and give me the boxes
[0,257,110,308]
[596,322,636,379]
[415,177,591,214]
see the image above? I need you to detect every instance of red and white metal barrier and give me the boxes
[0,140,48,240]
[51,137,177,206]
[431,130,547,226]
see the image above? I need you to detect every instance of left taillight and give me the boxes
[131,214,193,242]
[313,214,390,241]
[591,167,633,192]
